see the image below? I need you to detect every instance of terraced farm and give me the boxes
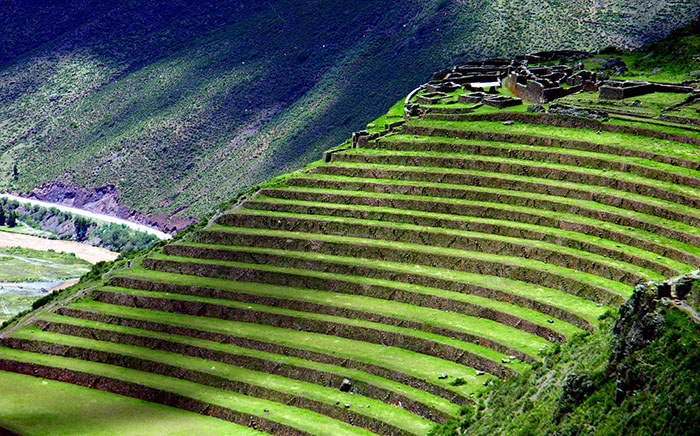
[1,51,700,435]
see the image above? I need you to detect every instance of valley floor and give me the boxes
[0,194,171,240]
[0,231,119,264]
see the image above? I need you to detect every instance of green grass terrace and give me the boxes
[1,72,700,435]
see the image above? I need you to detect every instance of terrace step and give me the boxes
[308,163,700,229]
[283,176,700,249]
[0,347,380,436]
[207,214,663,284]
[1,331,431,435]
[92,286,532,371]
[97,279,548,364]
[419,112,700,146]
[609,115,700,136]
[109,269,572,342]
[332,149,700,207]
[53,301,486,404]
[0,369,265,436]
[192,225,652,291]
[399,123,700,172]
[372,135,700,191]
[163,242,630,306]
[232,203,688,277]
[255,189,700,268]
[32,312,458,422]
[139,256,596,333]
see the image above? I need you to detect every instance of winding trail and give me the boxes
[0,194,171,240]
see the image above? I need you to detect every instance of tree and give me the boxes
[74,217,90,242]
[12,163,17,181]
[7,211,17,228]
[0,207,5,226]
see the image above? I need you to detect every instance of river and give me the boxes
[0,193,171,240]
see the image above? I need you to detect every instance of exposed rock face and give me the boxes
[613,284,666,361]
[610,282,667,404]
[25,181,196,233]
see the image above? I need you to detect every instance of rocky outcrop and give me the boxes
[610,279,672,404]
[24,182,196,233]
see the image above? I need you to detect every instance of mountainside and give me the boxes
[1,1,698,231]
[1,22,700,435]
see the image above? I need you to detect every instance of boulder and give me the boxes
[339,378,352,392]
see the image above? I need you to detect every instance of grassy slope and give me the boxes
[441,303,700,436]
[0,1,698,226]
[0,370,263,436]
[0,14,697,436]
[0,246,91,282]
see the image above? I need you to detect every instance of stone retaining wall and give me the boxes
[1,337,413,435]
[94,289,517,378]
[54,306,468,405]
[236,203,684,277]
[400,124,700,171]
[259,188,700,269]
[196,223,643,287]
[287,176,700,253]
[164,242,621,307]
[374,137,700,190]
[103,274,534,364]
[420,112,700,147]
[329,153,700,212]
[111,273,565,343]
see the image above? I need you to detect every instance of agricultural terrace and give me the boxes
[1,51,700,435]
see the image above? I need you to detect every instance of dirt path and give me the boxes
[0,231,118,264]
[49,279,80,292]
[673,299,700,325]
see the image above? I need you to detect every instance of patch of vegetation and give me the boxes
[0,247,90,283]
[0,370,263,436]
[431,281,700,436]
[0,199,159,252]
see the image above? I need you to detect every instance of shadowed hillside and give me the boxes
[0,22,699,434]
[0,0,698,231]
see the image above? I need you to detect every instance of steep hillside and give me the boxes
[444,278,700,436]
[0,1,698,231]
[1,23,699,434]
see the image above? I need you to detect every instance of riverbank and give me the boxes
[0,194,171,240]
[0,231,118,264]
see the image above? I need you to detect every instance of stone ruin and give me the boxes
[416,49,700,109]
[430,57,513,89]
[599,80,696,100]
[427,50,598,105]
[505,53,598,104]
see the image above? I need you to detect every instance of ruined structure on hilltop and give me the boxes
[426,50,698,107]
